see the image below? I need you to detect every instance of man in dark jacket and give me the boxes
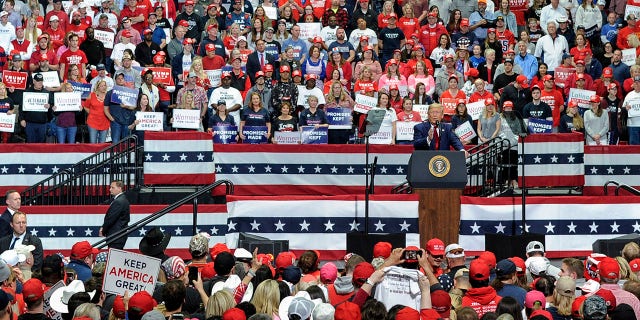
[99,180,130,250]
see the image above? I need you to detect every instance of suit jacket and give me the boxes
[0,210,11,239]
[102,193,131,245]
[0,232,44,271]
[246,51,275,85]
[413,122,465,151]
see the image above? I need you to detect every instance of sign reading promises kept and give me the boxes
[103,249,161,296]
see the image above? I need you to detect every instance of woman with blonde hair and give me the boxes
[377,0,394,29]
[477,97,501,143]
[559,100,585,134]
[547,276,575,319]
[24,15,41,45]
[205,290,236,318]
[353,66,378,95]
[189,57,211,91]
[407,60,435,96]
[252,279,281,319]
[84,80,110,143]
[0,82,15,143]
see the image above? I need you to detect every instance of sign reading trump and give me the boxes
[103,249,161,296]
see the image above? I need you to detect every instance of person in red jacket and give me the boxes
[419,12,448,57]
[461,259,502,318]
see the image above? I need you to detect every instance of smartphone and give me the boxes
[188,266,198,284]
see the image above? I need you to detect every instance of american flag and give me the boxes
[0,144,108,194]
[225,195,421,260]
[214,145,413,195]
[584,145,640,195]
[459,196,640,258]
[26,204,228,257]
[517,133,585,187]
[144,132,215,185]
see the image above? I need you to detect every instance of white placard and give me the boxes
[396,121,418,141]
[164,28,171,45]
[43,280,64,320]
[466,101,485,120]
[622,48,637,67]
[354,94,378,114]
[40,71,61,87]
[454,121,477,141]
[568,88,596,109]
[263,6,277,20]
[413,104,429,121]
[54,92,82,112]
[22,92,50,111]
[0,113,15,132]
[206,70,222,87]
[274,131,301,144]
[103,249,161,296]
[297,23,322,40]
[62,1,72,12]
[94,29,115,49]
[369,126,393,144]
[626,99,640,118]
[135,112,164,131]
[626,5,640,23]
[384,85,408,97]
[172,109,201,129]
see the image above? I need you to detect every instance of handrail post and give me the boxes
[193,196,198,235]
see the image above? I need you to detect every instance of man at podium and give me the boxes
[413,104,467,154]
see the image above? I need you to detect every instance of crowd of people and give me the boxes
[0,0,636,145]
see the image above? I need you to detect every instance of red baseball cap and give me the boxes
[255,71,265,78]
[292,70,302,77]
[121,30,132,38]
[425,238,445,255]
[275,251,296,269]
[373,242,392,259]
[182,38,194,45]
[184,0,194,5]
[179,20,189,27]
[603,67,613,78]
[469,259,490,281]
[70,241,98,259]
[280,65,291,73]
[22,278,44,303]
[264,64,274,72]
[128,291,157,314]
[598,257,620,280]
[205,43,216,51]
[516,74,529,88]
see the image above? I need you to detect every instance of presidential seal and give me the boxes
[428,155,450,178]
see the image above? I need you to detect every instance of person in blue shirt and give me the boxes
[514,40,538,81]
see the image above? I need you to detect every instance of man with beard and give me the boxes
[29,35,59,72]
[146,12,166,49]
[270,65,298,117]
[59,33,88,80]
[175,0,204,41]
[80,27,106,67]
[135,28,161,66]
[92,0,118,31]
[327,27,355,63]
[67,11,88,42]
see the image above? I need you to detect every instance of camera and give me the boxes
[403,250,421,261]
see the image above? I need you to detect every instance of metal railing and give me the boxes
[93,179,234,249]
[604,180,640,196]
[465,137,513,197]
[22,136,143,205]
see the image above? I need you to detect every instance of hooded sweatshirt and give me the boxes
[461,286,501,318]
[327,275,355,306]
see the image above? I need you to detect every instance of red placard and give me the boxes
[148,67,173,85]
[554,67,576,89]
[2,70,28,90]
[441,98,458,115]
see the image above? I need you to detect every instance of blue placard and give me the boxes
[528,118,553,134]
[242,125,268,144]
[69,81,92,99]
[301,126,328,144]
[325,107,352,129]
[110,85,139,106]
[212,125,238,144]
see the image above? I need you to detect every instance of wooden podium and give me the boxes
[407,151,467,247]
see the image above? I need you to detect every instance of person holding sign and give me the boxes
[239,92,271,142]
[325,81,355,144]
[19,73,53,143]
[584,95,610,145]
[52,83,83,143]
[413,103,466,153]
[439,74,467,103]
[299,96,329,128]
[128,93,154,143]
[208,100,236,134]
[0,83,15,143]
[271,101,298,143]
[522,86,553,124]
[451,99,475,145]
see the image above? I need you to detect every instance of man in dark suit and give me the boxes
[246,39,275,85]
[99,180,130,250]
[0,191,21,238]
[0,211,43,271]
[413,103,468,156]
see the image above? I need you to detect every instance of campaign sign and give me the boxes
[206,70,222,87]
[396,121,418,141]
[301,126,328,144]
[148,67,172,85]
[2,70,27,90]
[40,71,61,87]
[554,67,575,88]
[528,118,553,133]
[622,48,637,67]
[274,131,301,144]
[626,99,640,118]
[298,23,322,40]
[568,88,596,109]
[326,107,352,129]
[263,6,277,20]
[242,125,268,144]
[103,249,161,296]
[172,109,201,129]
[413,104,429,121]
[212,125,238,144]
[69,81,92,99]
[466,101,485,120]
[135,112,164,131]
[454,121,477,141]
[54,92,82,112]
[22,92,50,112]
[626,5,640,26]
[509,0,527,11]
[354,94,378,114]
[441,98,458,115]
[369,126,393,144]
[111,85,139,106]
[94,29,115,49]
[43,280,64,320]
[0,113,15,133]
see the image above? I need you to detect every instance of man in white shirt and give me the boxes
[0,11,15,51]
[534,22,569,71]
[348,18,378,51]
[209,72,244,125]
[539,0,568,34]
